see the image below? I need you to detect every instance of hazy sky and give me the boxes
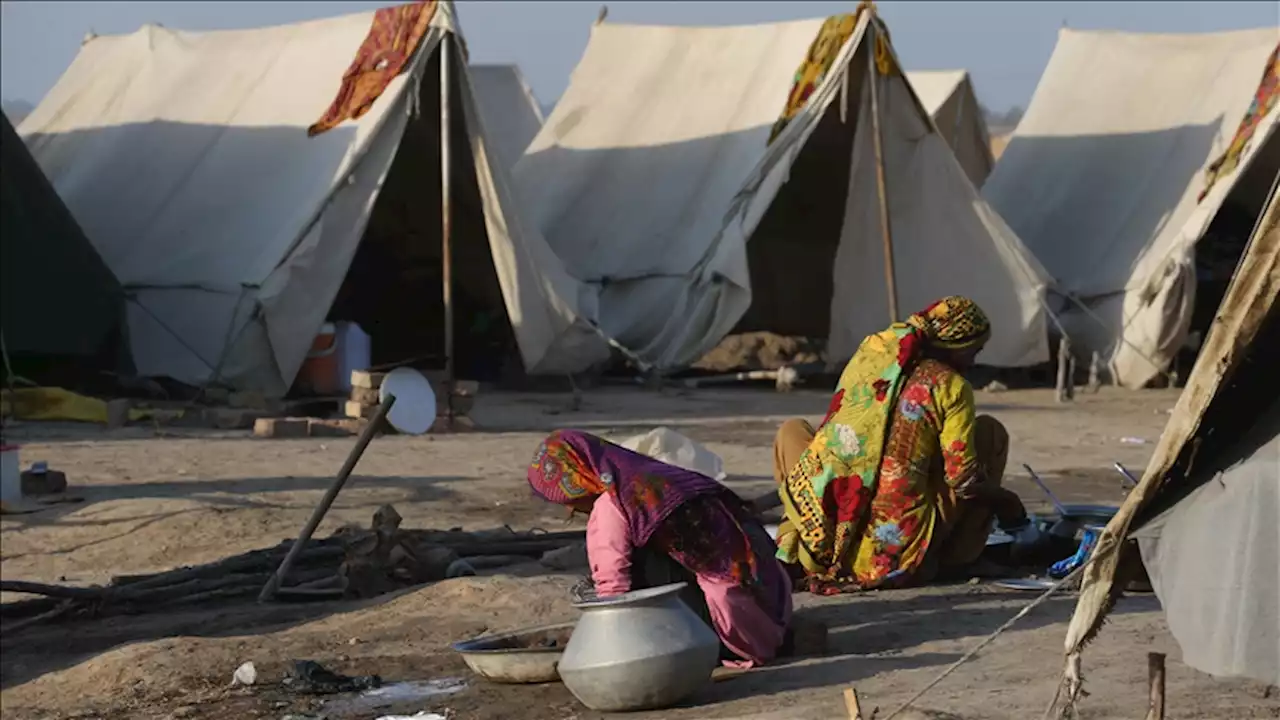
[2,1,1277,112]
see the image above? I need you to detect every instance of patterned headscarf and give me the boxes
[527,429,764,587]
[905,295,992,351]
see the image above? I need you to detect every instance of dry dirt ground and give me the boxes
[2,386,1276,719]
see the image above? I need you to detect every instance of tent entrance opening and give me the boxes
[328,47,517,384]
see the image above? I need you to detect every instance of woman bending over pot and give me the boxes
[527,429,793,667]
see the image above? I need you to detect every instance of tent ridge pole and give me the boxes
[866,17,899,324]
[440,34,455,422]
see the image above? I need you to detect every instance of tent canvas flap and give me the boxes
[515,14,1051,371]
[984,27,1279,387]
[469,64,545,171]
[19,3,596,394]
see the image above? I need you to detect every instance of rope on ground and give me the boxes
[881,539,1122,720]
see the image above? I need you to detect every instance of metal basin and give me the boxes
[451,622,574,684]
[1046,504,1120,540]
[558,582,720,712]
[1059,504,1120,524]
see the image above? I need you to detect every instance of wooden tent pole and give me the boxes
[439,35,456,421]
[866,16,900,323]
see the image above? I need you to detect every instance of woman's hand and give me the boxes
[954,470,993,500]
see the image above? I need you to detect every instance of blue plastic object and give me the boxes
[1048,527,1100,579]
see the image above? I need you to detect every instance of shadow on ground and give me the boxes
[0,474,468,542]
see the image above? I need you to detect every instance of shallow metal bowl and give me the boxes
[451,622,575,684]
[1058,504,1120,524]
[1046,504,1119,540]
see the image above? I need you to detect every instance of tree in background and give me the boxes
[979,103,1024,131]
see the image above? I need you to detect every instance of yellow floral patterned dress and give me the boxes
[776,297,989,594]
[850,358,977,586]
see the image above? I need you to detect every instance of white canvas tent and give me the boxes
[17,3,608,395]
[1057,184,1279,709]
[905,70,994,186]
[469,64,545,172]
[512,12,1053,371]
[984,28,1280,388]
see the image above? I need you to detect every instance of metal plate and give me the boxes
[379,367,437,435]
[993,578,1060,591]
[986,530,1015,546]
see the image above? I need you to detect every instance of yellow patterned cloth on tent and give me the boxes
[767,3,898,144]
[1199,41,1279,201]
[776,296,991,594]
[767,11,863,144]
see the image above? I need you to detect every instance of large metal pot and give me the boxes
[558,581,720,712]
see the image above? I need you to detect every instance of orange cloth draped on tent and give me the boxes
[307,0,439,137]
[1199,42,1279,201]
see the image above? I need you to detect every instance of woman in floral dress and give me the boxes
[772,296,1029,594]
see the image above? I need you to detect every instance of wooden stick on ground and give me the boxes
[258,394,396,602]
[1145,652,1166,720]
[844,687,865,720]
[0,580,103,599]
[2,600,75,634]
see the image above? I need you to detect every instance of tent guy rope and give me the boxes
[881,540,1121,719]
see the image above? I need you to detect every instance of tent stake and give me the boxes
[866,19,899,324]
[1145,652,1166,720]
[440,35,456,424]
[257,395,396,602]
[1056,336,1074,402]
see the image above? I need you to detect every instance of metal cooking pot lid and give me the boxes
[379,367,437,435]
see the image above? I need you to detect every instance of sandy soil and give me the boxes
[2,386,1275,719]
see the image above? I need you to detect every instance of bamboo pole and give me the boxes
[258,395,396,602]
[439,36,456,423]
[866,19,900,324]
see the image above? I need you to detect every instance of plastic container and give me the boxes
[334,321,371,394]
[297,323,340,396]
[1,445,21,504]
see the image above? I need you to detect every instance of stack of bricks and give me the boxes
[251,370,478,438]
[345,370,478,432]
